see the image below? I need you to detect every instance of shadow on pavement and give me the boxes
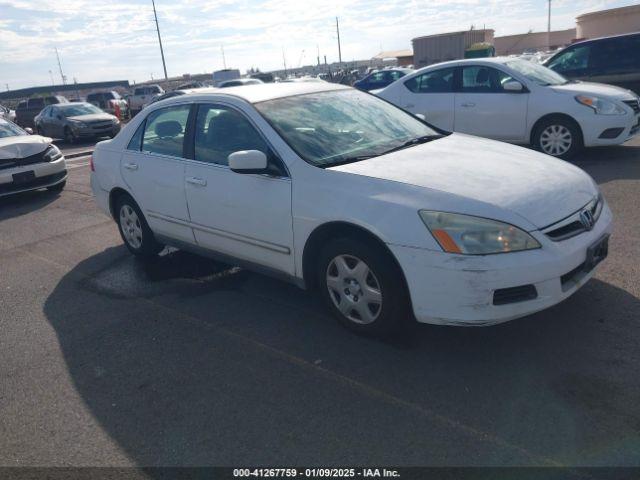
[0,188,60,221]
[42,246,640,466]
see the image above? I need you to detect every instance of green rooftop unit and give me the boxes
[464,42,496,59]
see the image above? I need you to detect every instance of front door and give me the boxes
[184,103,294,275]
[454,65,528,142]
[120,104,194,243]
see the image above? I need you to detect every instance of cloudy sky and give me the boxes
[0,0,636,90]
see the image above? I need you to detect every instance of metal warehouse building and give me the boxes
[411,29,494,68]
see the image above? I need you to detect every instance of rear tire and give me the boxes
[115,194,163,258]
[533,116,582,159]
[317,237,410,336]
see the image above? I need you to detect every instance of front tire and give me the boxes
[115,194,163,258]
[317,237,409,336]
[64,127,77,144]
[533,116,582,159]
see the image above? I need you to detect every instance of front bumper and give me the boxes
[72,123,120,138]
[0,157,67,197]
[390,202,613,326]
[581,112,640,147]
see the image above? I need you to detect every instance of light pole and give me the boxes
[151,0,168,80]
[336,17,342,66]
[547,0,552,49]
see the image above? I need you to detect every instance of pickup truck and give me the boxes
[86,91,129,119]
[15,96,69,128]
[128,85,164,114]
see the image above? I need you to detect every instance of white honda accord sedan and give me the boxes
[90,82,612,335]
[376,58,640,159]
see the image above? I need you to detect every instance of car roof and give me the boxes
[408,57,519,74]
[165,82,350,104]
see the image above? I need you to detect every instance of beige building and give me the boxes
[576,4,640,39]
[412,29,494,67]
[495,28,576,55]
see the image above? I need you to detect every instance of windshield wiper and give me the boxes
[380,134,443,155]
[325,155,378,167]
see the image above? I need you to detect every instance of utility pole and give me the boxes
[282,48,288,78]
[54,47,66,85]
[49,70,55,86]
[221,45,227,69]
[151,0,168,80]
[335,17,342,65]
[547,0,551,49]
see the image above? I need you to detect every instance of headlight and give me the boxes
[419,211,541,255]
[575,95,626,115]
[43,145,63,162]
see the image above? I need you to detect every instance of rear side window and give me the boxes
[141,105,190,158]
[404,67,455,93]
[127,121,146,151]
[28,98,45,108]
[591,36,640,73]
[134,88,145,95]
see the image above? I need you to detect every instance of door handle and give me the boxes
[405,104,415,108]
[186,176,207,186]
[123,162,138,170]
[461,102,476,107]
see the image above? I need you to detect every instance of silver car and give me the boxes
[34,102,121,143]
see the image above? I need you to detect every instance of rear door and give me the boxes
[400,67,456,131]
[454,65,528,142]
[120,104,195,243]
[183,102,294,274]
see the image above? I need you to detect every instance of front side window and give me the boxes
[255,89,440,167]
[404,67,455,93]
[142,105,190,158]
[546,45,590,74]
[194,105,268,166]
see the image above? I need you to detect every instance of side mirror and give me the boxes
[228,150,268,174]
[24,127,33,135]
[415,113,427,121]
[503,81,524,92]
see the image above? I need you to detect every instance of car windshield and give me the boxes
[0,119,26,138]
[255,89,440,167]
[58,103,103,116]
[505,59,568,86]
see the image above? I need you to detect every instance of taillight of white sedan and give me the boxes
[90,82,612,335]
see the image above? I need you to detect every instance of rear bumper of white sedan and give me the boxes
[390,203,613,326]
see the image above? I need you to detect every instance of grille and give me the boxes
[623,99,640,115]
[0,149,48,171]
[493,284,538,306]
[545,196,601,241]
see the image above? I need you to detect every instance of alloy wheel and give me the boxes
[326,254,383,324]
[119,205,143,249]
[540,124,572,156]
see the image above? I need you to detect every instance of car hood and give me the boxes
[68,113,114,122]
[0,135,52,159]
[330,134,597,229]
[550,81,637,100]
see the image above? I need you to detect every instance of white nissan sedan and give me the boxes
[90,83,612,335]
[0,118,67,197]
[377,58,640,158]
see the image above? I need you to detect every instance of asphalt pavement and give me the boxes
[0,139,639,468]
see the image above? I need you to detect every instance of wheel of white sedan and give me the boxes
[318,237,409,335]
[115,194,163,258]
[534,116,582,159]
